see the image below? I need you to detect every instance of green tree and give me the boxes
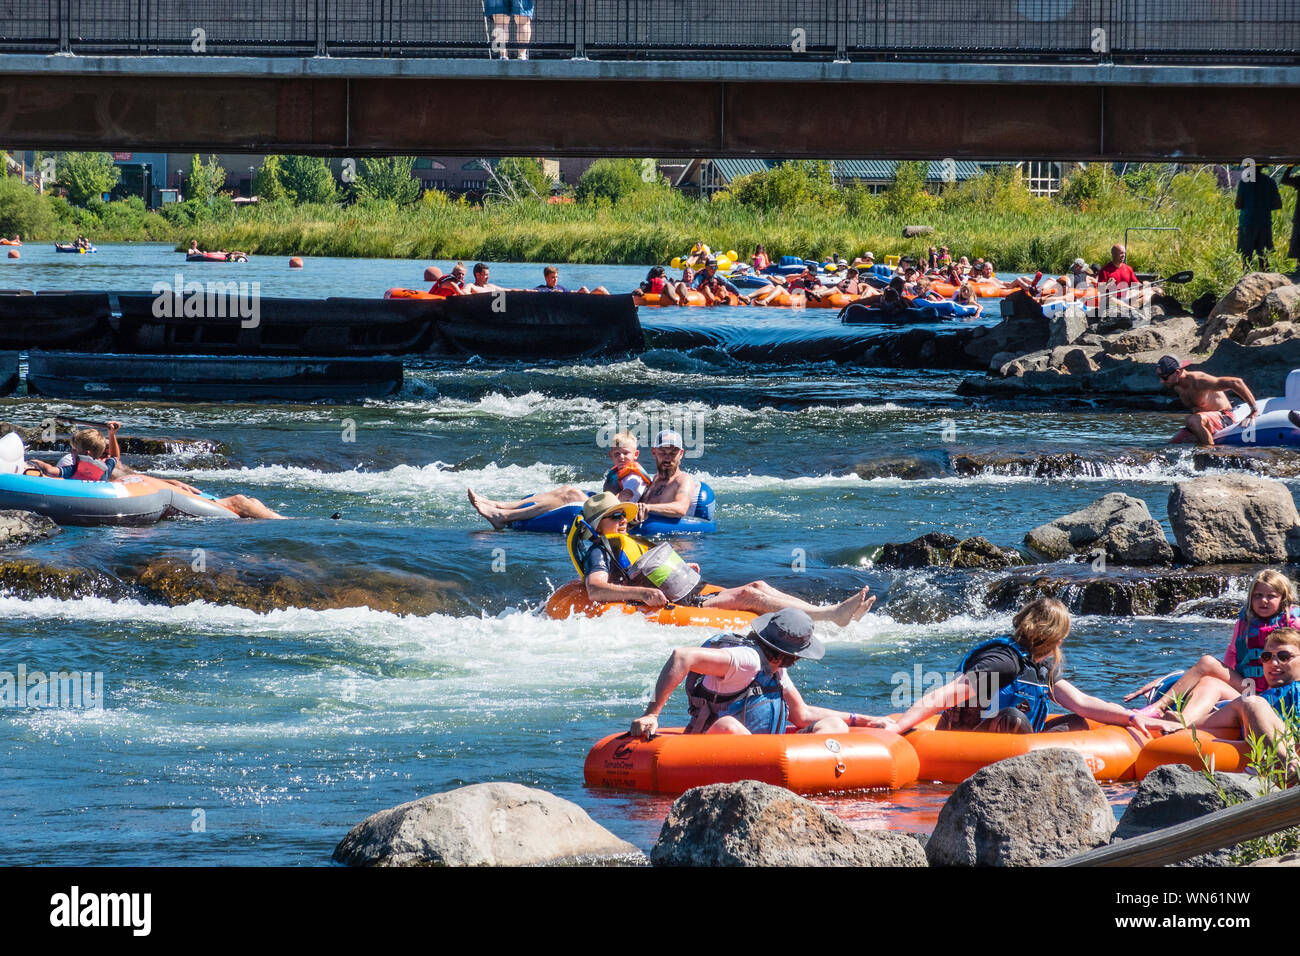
[183,154,227,206]
[576,158,654,204]
[487,157,552,204]
[353,156,421,204]
[280,155,337,204]
[252,155,289,203]
[54,152,121,207]
[730,161,838,211]
[0,174,55,237]
[882,160,937,218]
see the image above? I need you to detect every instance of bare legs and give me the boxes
[468,485,586,529]
[490,14,531,59]
[702,581,876,627]
[218,494,284,520]
[1130,655,1240,715]
[1196,694,1299,777]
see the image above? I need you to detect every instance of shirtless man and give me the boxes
[464,263,507,294]
[635,430,698,525]
[1157,354,1259,446]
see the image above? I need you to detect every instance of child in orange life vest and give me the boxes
[26,422,121,481]
[1129,570,1300,724]
[467,430,650,530]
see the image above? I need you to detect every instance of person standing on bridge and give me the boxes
[484,0,533,60]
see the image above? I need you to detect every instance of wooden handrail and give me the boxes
[1052,784,1300,867]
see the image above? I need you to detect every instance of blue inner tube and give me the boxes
[1211,398,1300,447]
[0,473,170,526]
[509,481,717,534]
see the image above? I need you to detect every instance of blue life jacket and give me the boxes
[685,634,788,735]
[959,636,1051,733]
[1260,681,1300,718]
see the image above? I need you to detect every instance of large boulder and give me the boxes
[1197,337,1300,397]
[1104,314,1198,357]
[926,749,1115,866]
[1047,309,1088,348]
[1210,272,1292,320]
[1250,283,1300,324]
[1112,764,1263,866]
[1167,475,1300,564]
[332,782,643,867]
[0,510,59,549]
[651,780,927,867]
[1024,493,1173,565]
[965,316,1050,368]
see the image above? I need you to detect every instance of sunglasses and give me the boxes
[1260,650,1298,663]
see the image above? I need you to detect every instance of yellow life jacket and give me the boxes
[566,522,651,580]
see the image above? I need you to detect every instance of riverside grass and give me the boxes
[9,165,1296,305]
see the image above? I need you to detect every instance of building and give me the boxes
[674,158,1073,197]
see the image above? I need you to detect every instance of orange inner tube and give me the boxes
[584,726,920,794]
[904,714,1148,783]
[545,579,756,630]
[1134,729,1250,780]
[384,288,446,300]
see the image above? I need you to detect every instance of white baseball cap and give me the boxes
[653,430,684,449]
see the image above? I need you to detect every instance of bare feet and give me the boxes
[467,487,508,530]
[827,587,875,627]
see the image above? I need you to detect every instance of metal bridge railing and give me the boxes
[0,0,1295,62]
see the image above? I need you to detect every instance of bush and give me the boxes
[576,159,652,205]
[941,166,1042,216]
[0,175,55,237]
[353,156,421,204]
[280,155,337,205]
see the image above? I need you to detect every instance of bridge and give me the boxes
[1,1,1298,160]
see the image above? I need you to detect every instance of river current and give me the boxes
[0,244,1256,863]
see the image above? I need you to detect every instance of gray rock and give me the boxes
[902,225,934,238]
[964,316,1051,368]
[1113,764,1264,866]
[1105,315,1198,356]
[651,780,927,867]
[1167,475,1300,564]
[1250,850,1300,866]
[986,569,1236,617]
[876,532,1024,570]
[853,452,950,481]
[1025,493,1173,565]
[1210,272,1292,320]
[1061,347,1100,376]
[1252,284,1300,324]
[332,782,643,867]
[0,510,59,549]
[926,749,1115,866]
[1047,309,1088,348]
[1198,337,1300,398]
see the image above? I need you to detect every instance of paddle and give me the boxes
[1151,270,1193,285]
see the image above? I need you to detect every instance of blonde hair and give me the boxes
[1266,627,1300,650]
[1248,570,1296,621]
[70,428,107,458]
[1012,597,1070,680]
[610,431,639,450]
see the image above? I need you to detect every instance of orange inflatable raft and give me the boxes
[905,715,1147,783]
[633,290,740,307]
[545,579,756,630]
[928,280,1015,299]
[584,727,920,794]
[384,288,447,300]
[1134,730,1251,780]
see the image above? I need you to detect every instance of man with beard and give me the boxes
[634,430,699,524]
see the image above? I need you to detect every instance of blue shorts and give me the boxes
[484,0,534,16]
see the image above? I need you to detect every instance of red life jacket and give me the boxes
[645,276,667,295]
[67,455,114,481]
[430,275,463,296]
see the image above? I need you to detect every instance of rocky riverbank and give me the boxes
[332,757,1290,867]
[955,272,1300,403]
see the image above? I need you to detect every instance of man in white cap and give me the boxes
[636,430,699,525]
[630,608,866,737]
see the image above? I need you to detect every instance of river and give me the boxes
[0,244,1245,863]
